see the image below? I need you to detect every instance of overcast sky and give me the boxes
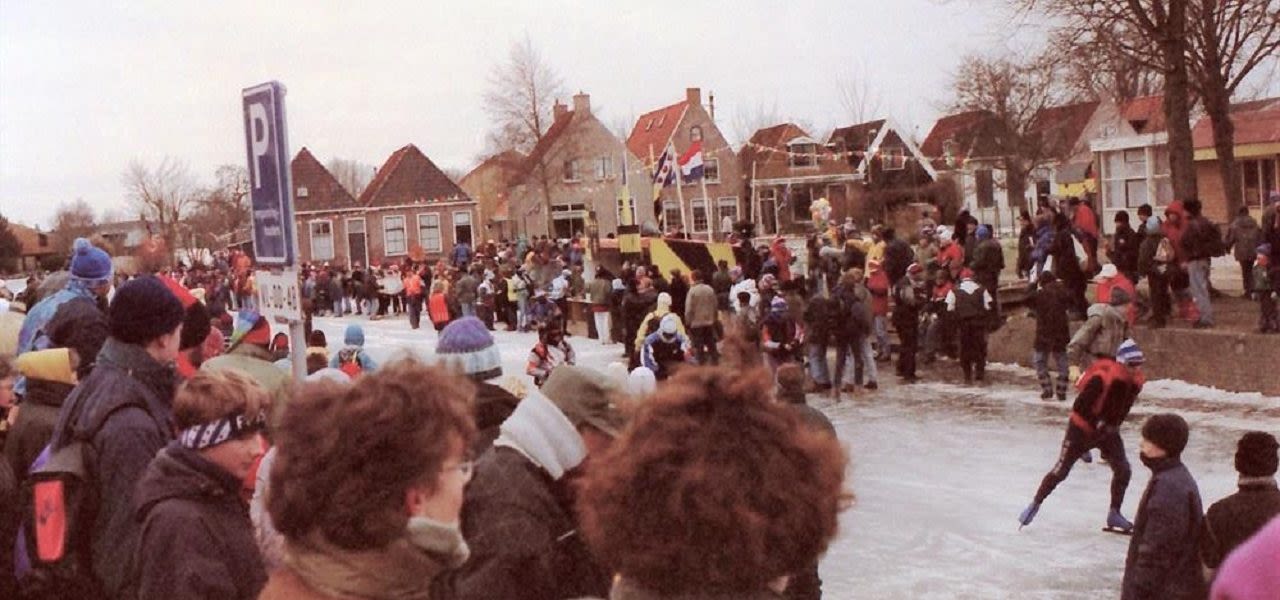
[2,0,1044,228]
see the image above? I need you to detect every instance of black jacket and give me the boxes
[4,378,73,482]
[50,337,178,599]
[133,444,266,600]
[1030,283,1072,352]
[45,294,109,380]
[1111,224,1142,278]
[970,239,1005,280]
[803,296,836,347]
[438,447,610,600]
[883,239,914,285]
[1200,478,1280,569]
[472,382,520,455]
[1181,216,1223,262]
[1122,457,1207,600]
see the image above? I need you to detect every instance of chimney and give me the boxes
[709,91,716,122]
[572,92,591,116]
[553,99,568,121]
[686,87,701,108]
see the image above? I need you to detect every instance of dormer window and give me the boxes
[645,119,654,131]
[789,142,818,168]
[690,126,703,142]
[296,186,309,198]
[882,146,905,170]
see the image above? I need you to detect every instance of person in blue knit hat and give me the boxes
[330,323,378,376]
[438,316,520,453]
[13,238,114,397]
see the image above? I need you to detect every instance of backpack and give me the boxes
[15,400,141,600]
[337,348,363,378]
[1154,237,1175,264]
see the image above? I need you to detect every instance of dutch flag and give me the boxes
[678,141,704,181]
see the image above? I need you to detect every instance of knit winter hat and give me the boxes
[657,292,672,308]
[1258,243,1273,257]
[108,275,184,345]
[158,276,211,351]
[627,366,656,398]
[227,309,272,351]
[437,316,502,381]
[1116,338,1144,366]
[770,296,787,314]
[1142,413,1190,458]
[976,225,991,240]
[660,313,679,335]
[343,323,365,346]
[69,238,113,285]
[1146,216,1161,232]
[1235,432,1279,477]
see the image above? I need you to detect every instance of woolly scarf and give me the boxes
[493,391,585,480]
[285,517,469,600]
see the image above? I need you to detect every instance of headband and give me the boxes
[177,412,267,450]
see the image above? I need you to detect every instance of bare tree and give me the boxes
[483,35,567,235]
[1186,0,1280,216]
[1022,0,1199,202]
[950,51,1071,213]
[1042,29,1162,102]
[836,65,884,125]
[121,157,197,251]
[326,157,376,198]
[186,165,250,250]
[52,198,97,251]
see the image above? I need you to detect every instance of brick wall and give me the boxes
[363,205,475,266]
[1195,161,1231,224]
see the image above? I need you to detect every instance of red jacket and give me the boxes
[866,270,890,316]
[1069,358,1145,435]
[1097,275,1138,327]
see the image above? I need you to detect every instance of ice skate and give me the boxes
[1079,450,1092,464]
[1018,502,1041,530]
[1102,509,1133,535]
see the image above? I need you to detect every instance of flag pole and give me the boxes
[649,143,660,232]
[699,155,712,242]
[673,142,687,237]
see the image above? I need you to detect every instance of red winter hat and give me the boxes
[158,276,211,351]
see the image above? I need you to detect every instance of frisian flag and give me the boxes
[652,146,676,196]
[678,140,704,181]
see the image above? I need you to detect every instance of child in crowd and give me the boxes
[526,320,575,387]
[1255,244,1277,333]
[330,323,378,377]
[428,281,452,332]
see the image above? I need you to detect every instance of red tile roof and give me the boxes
[1192,97,1280,149]
[291,147,360,212]
[920,110,1005,168]
[358,144,469,207]
[739,123,808,167]
[626,101,689,163]
[1030,100,1100,160]
[829,119,887,169]
[519,112,576,178]
[1120,95,1166,134]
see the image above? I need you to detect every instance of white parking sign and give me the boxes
[254,269,302,324]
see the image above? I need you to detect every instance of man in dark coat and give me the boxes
[946,270,993,383]
[892,264,927,382]
[1180,198,1222,327]
[1122,414,1207,600]
[969,225,1005,323]
[132,369,269,600]
[48,276,186,599]
[1110,211,1142,285]
[882,228,915,285]
[1200,431,1280,572]
[1030,272,1072,400]
[437,366,624,600]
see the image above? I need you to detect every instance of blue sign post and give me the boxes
[242,81,296,266]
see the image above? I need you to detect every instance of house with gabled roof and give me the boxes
[627,88,742,240]
[921,109,1023,231]
[506,93,648,240]
[1089,95,1176,233]
[356,144,476,264]
[460,150,525,242]
[291,147,365,266]
[1192,96,1280,222]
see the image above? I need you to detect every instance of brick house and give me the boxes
[1192,97,1279,223]
[459,150,525,242]
[829,119,937,224]
[291,144,476,267]
[508,93,649,240]
[8,222,58,272]
[627,88,742,240]
[738,123,859,236]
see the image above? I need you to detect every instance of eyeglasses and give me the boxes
[442,460,475,479]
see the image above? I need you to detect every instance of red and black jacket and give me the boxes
[1069,358,1145,435]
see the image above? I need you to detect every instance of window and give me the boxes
[616,195,636,226]
[1241,158,1277,208]
[453,211,473,247]
[417,214,442,252]
[383,216,406,256]
[881,146,905,170]
[309,220,334,260]
[758,189,778,235]
[1101,147,1167,209]
[690,126,703,142]
[789,143,817,168]
[296,186,309,198]
[717,197,739,232]
[790,187,812,222]
[691,199,709,232]
[663,201,683,230]
[595,156,612,181]
[563,159,580,182]
[975,169,995,209]
[346,217,368,267]
[704,157,720,183]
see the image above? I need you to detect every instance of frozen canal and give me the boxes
[308,316,1278,599]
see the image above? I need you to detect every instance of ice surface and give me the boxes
[308,316,1273,600]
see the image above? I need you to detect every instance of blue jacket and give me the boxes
[50,337,177,599]
[1122,457,1207,600]
[1030,225,1055,266]
[14,280,103,395]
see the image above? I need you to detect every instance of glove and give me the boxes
[1068,365,1082,384]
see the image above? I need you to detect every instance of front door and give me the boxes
[346,218,368,268]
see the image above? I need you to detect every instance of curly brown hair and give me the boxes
[268,359,477,550]
[579,365,851,595]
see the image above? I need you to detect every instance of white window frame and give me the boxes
[662,201,684,229]
[382,215,407,256]
[882,146,906,170]
[789,143,817,168]
[345,217,368,266]
[417,213,442,253]
[453,210,473,247]
[308,219,334,261]
[595,156,612,181]
[716,197,739,232]
[691,198,709,233]
[704,157,720,183]
[296,186,309,198]
[563,158,580,182]
[758,189,779,235]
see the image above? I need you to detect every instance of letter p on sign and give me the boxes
[248,102,269,189]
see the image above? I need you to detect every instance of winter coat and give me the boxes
[1122,457,1207,600]
[49,337,179,599]
[641,331,691,378]
[1051,221,1084,283]
[587,277,613,306]
[1067,304,1130,364]
[937,241,965,276]
[437,446,611,600]
[1017,224,1036,274]
[455,275,479,305]
[1030,225,1055,266]
[1138,229,1171,277]
[711,269,733,309]
[472,382,521,455]
[201,344,291,411]
[1162,201,1190,264]
[1111,224,1142,278]
[1209,514,1280,600]
[832,284,873,342]
[970,239,1005,281]
[883,239,915,284]
[1225,214,1263,263]
[1200,478,1280,569]
[865,269,891,317]
[1181,214,1224,262]
[3,348,75,480]
[803,296,837,347]
[946,279,991,322]
[891,278,925,329]
[1030,283,1072,352]
[684,282,718,329]
[668,277,689,317]
[1068,358,1143,436]
[133,444,266,600]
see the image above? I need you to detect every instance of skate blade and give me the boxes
[1101,527,1133,536]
